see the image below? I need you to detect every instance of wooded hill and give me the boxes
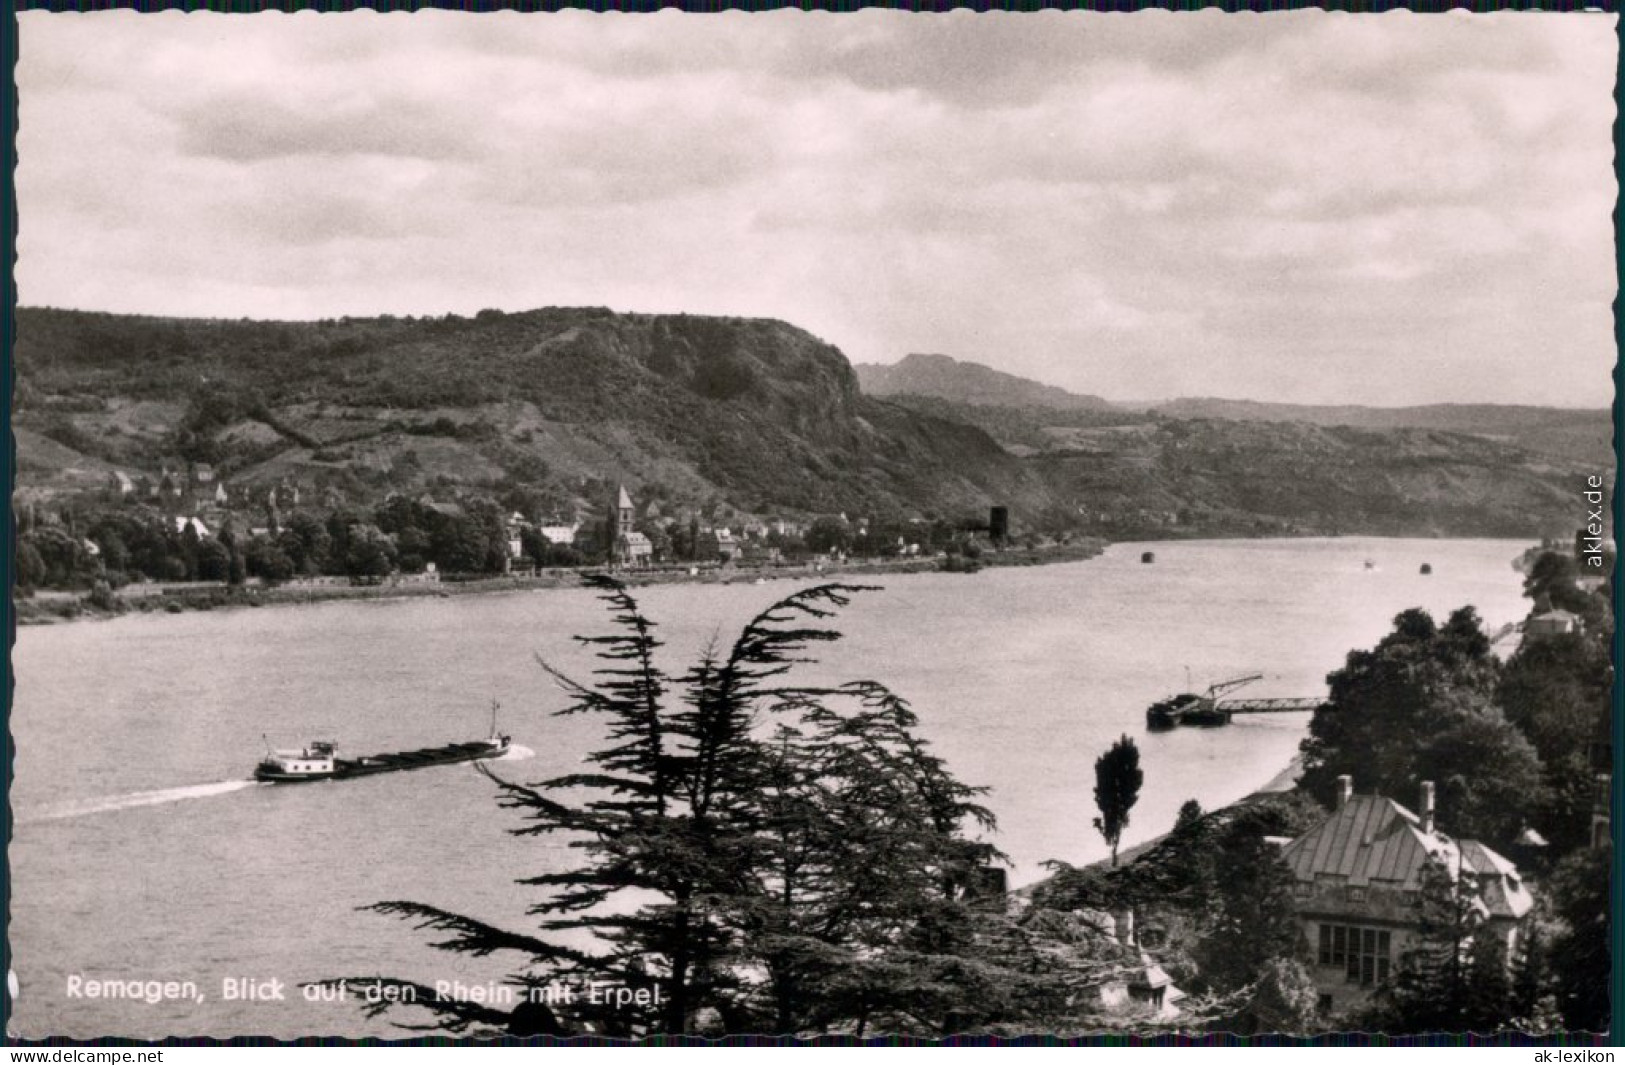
[13,306,1597,539]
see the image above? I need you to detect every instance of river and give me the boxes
[7,537,1535,1038]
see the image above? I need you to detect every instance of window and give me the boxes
[1318,923,1391,987]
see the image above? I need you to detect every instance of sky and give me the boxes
[15,10,1619,407]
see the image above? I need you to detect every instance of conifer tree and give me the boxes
[1092,734,1143,867]
[1360,856,1520,1033]
[322,576,1013,1036]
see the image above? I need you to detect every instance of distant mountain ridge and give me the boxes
[856,353,1116,413]
[857,354,1610,467]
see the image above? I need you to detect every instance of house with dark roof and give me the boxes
[1279,776,1532,1017]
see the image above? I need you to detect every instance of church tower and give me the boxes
[606,484,635,564]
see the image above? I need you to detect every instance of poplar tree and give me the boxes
[1092,734,1143,867]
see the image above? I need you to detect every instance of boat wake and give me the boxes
[492,743,536,763]
[16,779,263,824]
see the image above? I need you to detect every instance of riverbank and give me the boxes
[14,538,1108,625]
[1085,753,1307,877]
[1010,753,1309,897]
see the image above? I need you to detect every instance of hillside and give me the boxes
[1145,398,1612,467]
[14,307,1051,523]
[13,307,1597,541]
[855,353,1117,413]
[1032,419,1588,539]
[870,394,1150,456]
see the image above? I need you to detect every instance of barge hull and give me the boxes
[336,742,506,778]
[254,741,507,783]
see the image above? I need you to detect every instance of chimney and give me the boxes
[1420,781,1436,835]
[1336,775,1353,810]
[1113,908,1136,948]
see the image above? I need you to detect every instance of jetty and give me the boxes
[1146,674,1324,730]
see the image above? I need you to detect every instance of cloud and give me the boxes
[169,92,481,163]
[14,9,1617,407]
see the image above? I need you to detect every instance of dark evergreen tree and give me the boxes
[324,577,1012,1037]
[1092,734,1143,867]
[1359,857,1522,1033]
[1190,830,1303,992]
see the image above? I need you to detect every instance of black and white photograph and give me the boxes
[7,8,1618,1042]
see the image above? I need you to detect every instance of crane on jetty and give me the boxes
[1145,673,1325,730]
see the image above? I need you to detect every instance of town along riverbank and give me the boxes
[13,538,1109,625]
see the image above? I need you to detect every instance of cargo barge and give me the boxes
[255,707,511,783]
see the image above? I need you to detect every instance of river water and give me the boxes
[8,537,1534,1038]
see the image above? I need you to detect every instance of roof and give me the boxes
[1281,794,1532,920]
[1131,954,1173,991]
[617,485,634,509]
[1280,795,1449,891]
[1458,839,1517,877]
[1531,609,1580,623]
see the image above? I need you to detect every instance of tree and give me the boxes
[805,516,851,556]
[431,510,496,574]
[1033,792,1322,1021]
[1190,829,1302,992]
[1092,735,1142,867]
[243,537,295,582]
[279,512,332,575]
[1299,606,1545,850]
[1522,551,1601,625]
[20,526,100,588]
[1174,800,1204,833]
[219,528,247,586]
[1358,857,1519,1033]
[195,536,232,582]
[1234,958,1320,1035]
[16,540,46,590]
[326,577,1009,1037]
[1499,627,1612,858]
[1546,844,1611,1032]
